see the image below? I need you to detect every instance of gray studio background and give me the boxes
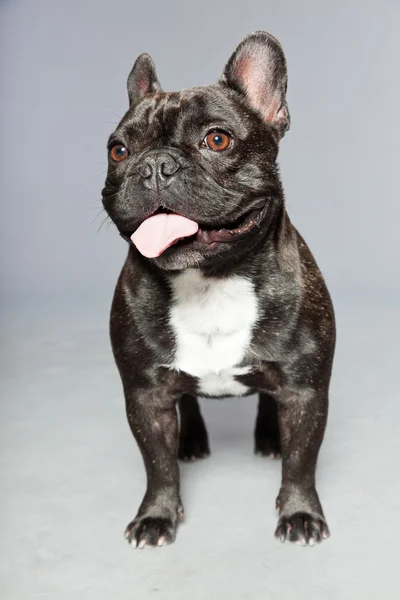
[1,1,399,599]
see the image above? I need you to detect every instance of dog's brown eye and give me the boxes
[203,130,231,152]
[110,144,129,162]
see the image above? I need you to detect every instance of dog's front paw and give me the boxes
[275,511,330,546]
[125,511,182,548]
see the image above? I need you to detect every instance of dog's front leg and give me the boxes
[123,381,183,548]
[274,386,330,546]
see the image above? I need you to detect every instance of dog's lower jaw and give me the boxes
[115,192,282,274]
[150,203,281,274]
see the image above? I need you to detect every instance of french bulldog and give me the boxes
[102,31,335,549]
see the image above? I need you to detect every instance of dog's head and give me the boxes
[102,31,290,271]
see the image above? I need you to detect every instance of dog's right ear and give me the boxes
[127,54,162,106]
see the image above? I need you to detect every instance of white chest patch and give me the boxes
[167,269,258,396]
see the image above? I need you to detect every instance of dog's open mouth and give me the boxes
[198,204,268,243]
[120,204,268,258]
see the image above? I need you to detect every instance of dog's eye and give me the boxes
[202,130,231,152]
[110,144,129,162]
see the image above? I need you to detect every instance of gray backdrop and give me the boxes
[1,1,400,599]
[1,0,399,316]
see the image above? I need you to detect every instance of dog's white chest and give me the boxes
[167,270,258,396]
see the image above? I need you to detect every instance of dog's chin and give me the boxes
[120,202,269,271]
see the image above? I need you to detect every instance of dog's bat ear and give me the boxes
[220,31,290,138]
[127,54,162,106]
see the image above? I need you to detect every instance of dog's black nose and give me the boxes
[139,153,181,190]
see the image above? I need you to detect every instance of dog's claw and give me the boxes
[125,514,178,548]
[275,512,329,546]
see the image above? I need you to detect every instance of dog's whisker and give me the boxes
[97,213,112,233]
[93,208,106,225]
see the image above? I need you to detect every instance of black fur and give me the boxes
[102,31,335,549]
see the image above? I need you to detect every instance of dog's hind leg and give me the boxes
[178,394,210,461]
[254,393,281,458]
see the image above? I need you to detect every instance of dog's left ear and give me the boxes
[220,31,290,138]
[127,53,162,106]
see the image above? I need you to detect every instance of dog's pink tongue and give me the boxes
[131,213,199,258]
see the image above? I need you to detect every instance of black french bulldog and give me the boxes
[102,31,335,549]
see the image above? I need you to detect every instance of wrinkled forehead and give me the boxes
[116,86,249,141]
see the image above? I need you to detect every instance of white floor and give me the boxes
[1,305,399,599]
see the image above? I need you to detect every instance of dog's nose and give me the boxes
[139,153,181,190]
